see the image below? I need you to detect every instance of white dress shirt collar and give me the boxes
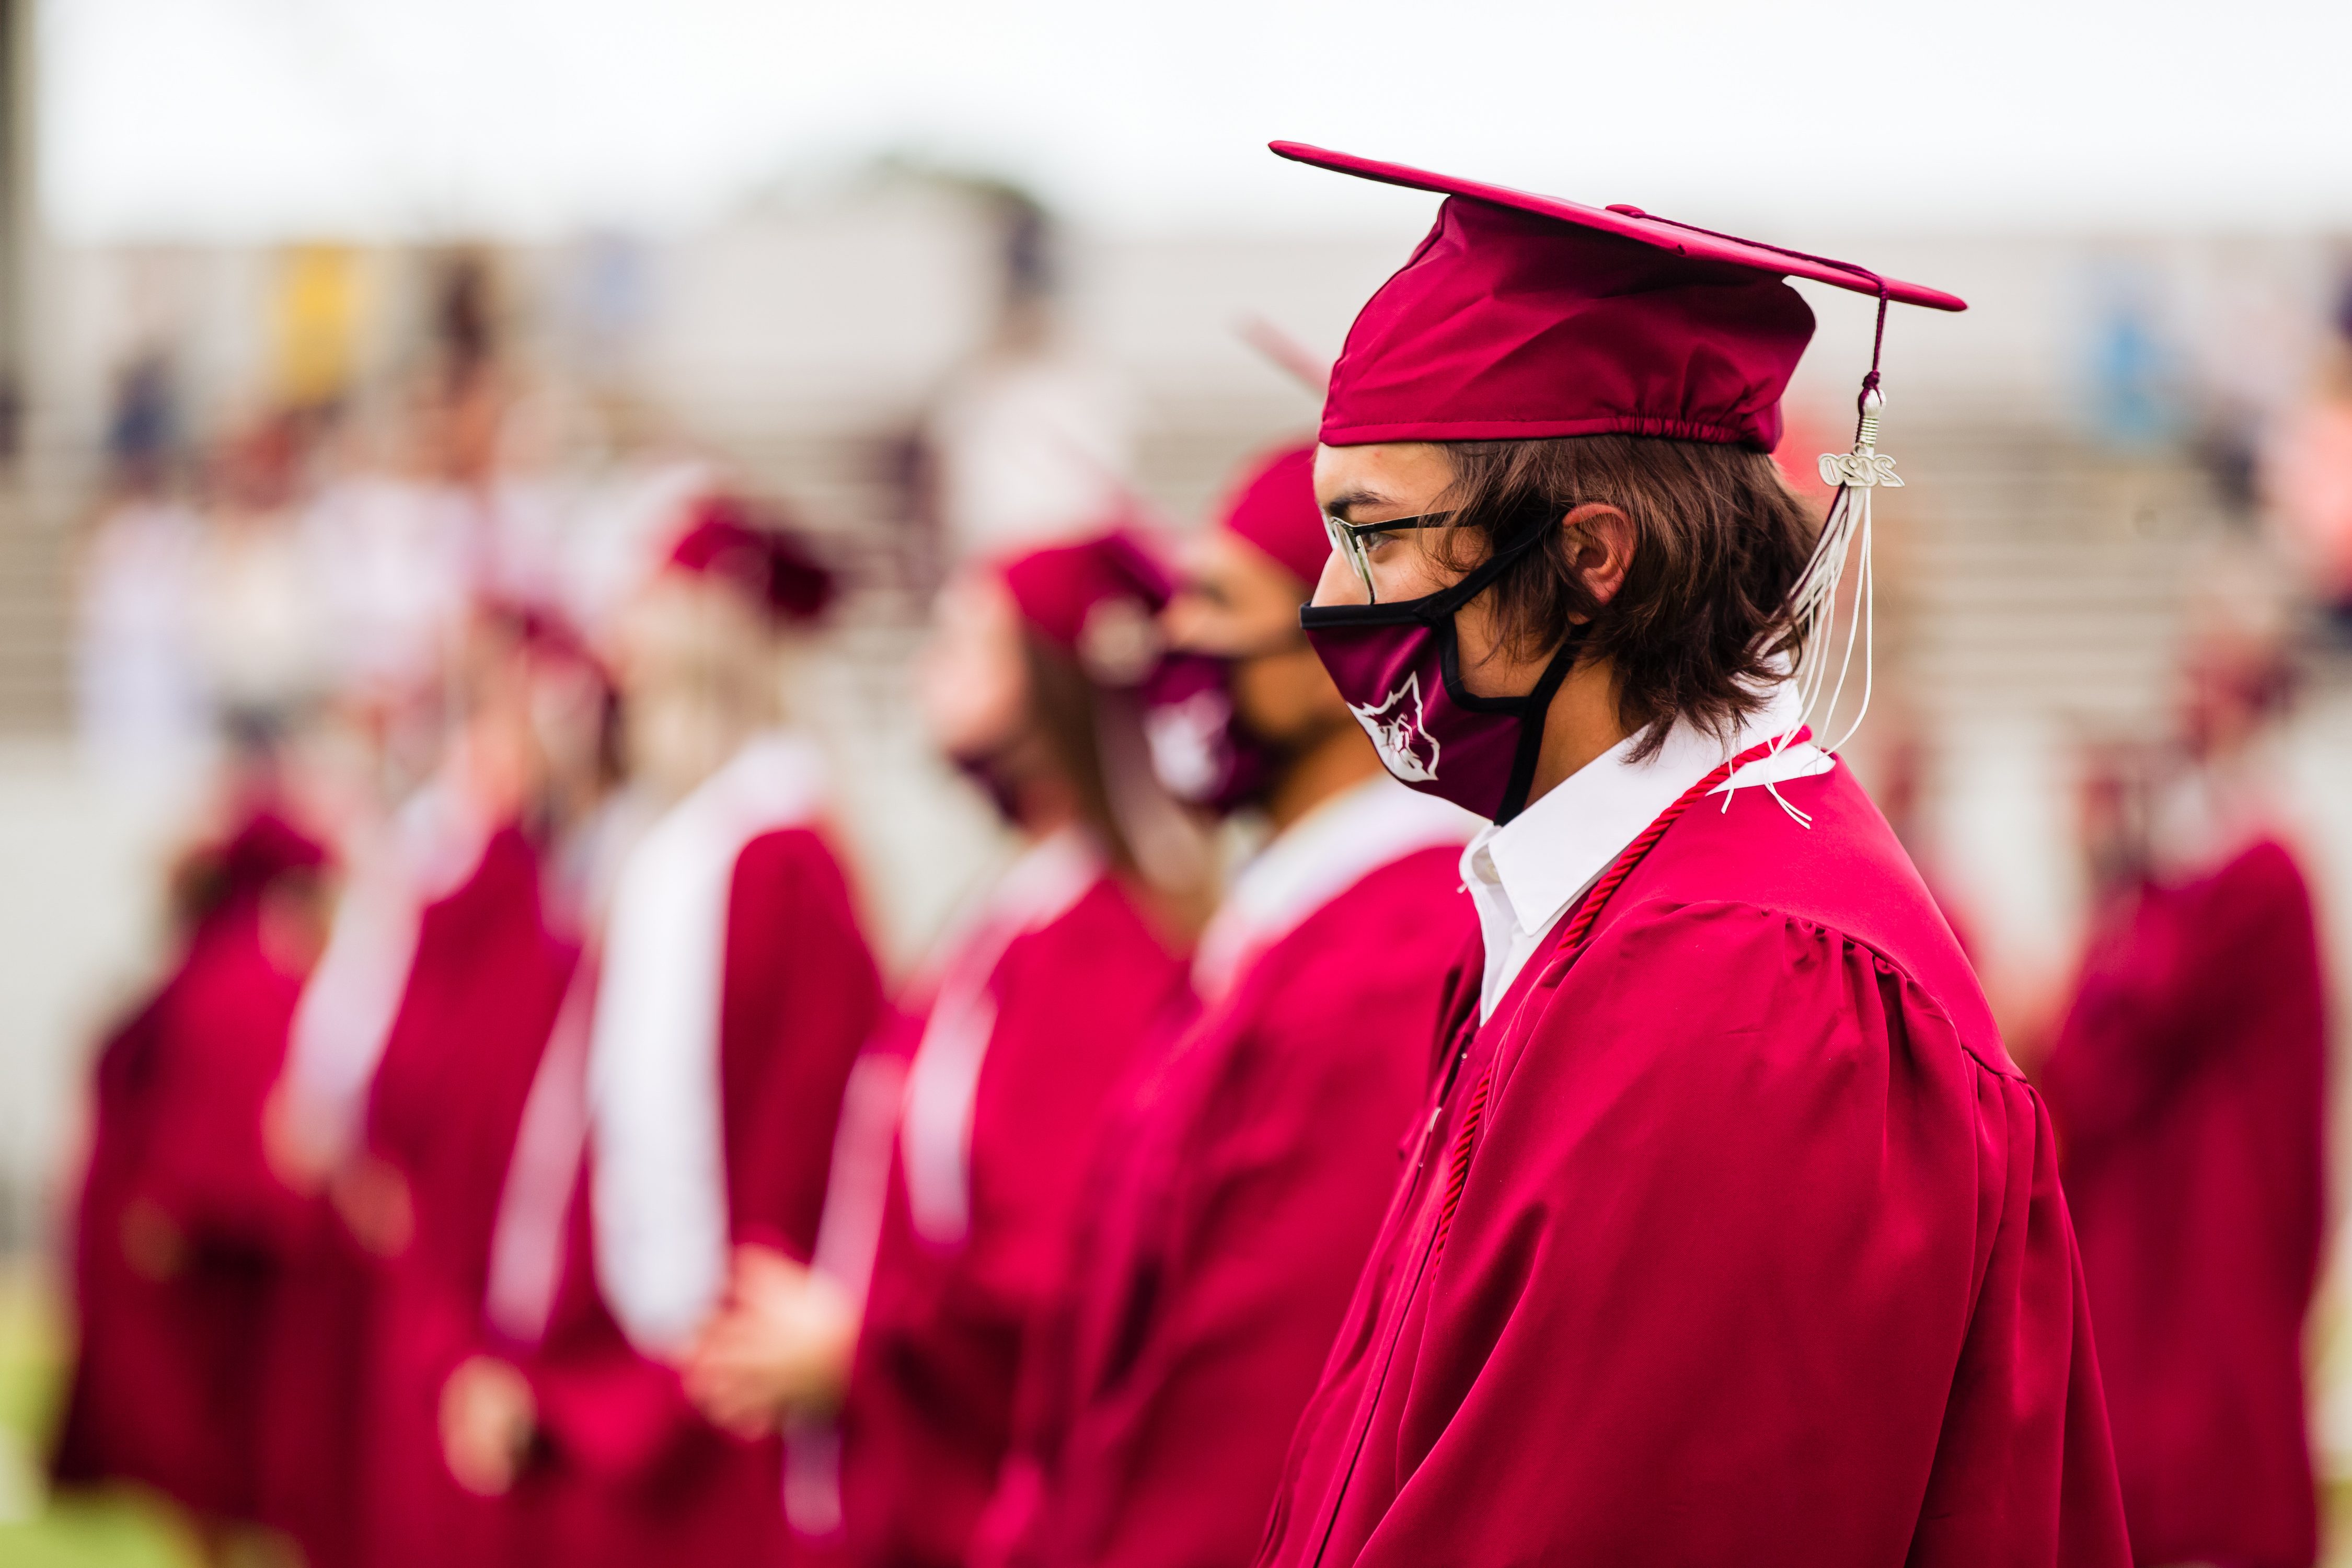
[1459,682,1830,1019]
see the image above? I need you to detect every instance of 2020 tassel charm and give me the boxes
[1819,395,1903,492]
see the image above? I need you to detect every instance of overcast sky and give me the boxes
[39,0,2352,242]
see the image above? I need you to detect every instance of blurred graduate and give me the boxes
[269,601,612,1568]
[51,782,331,1566]
[437,500,883,1567]
[973,444,1476,1568]
[686,529,1206,1568]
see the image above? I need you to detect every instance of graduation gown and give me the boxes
[52,867,315,1521]
[995,823,1474,1568]
[251,1187,373,1568]
[352,824,578,1568]
[510,821,883,1567]
[1255,761,2130,1568]
[258,787,508,1568]
[2041,838,2326,1568]
[842,846,1194,1568]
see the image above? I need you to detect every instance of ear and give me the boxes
[1560,503,1635,607]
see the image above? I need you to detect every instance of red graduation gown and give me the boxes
[842,873,1194,1568]
[1256,762,2130,1568]
[252,1185,372,1568]
[2040,838,2326,1568]
[352,824,578,1568]
[997,845,1473,1568]
[53,882,314,1522]
[516,825,883,1566]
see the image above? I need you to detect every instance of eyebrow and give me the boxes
[1176,568,1232,605]
[1320,489,1395,525]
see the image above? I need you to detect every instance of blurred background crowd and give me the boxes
[3,0,2352,1563]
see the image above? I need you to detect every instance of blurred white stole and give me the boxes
[486,732,827,1357]
[896,827,1103,1248]
[284,765,498,1160]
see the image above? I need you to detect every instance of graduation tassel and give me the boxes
[1791,383,1897,758]
[1739,352,1897,826]
[1783,272,1901,769]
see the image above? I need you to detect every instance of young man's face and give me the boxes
[1310,440,1542,701]
[1309,442,1459,607]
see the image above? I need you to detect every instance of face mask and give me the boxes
[1299,525,1582,824]
[1139,651,1284,815]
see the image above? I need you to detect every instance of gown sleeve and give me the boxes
[1343,900,2127,1568]
[720,827,885,1261]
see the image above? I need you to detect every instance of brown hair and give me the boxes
[1020,631,1214,929]
[1432,434,1819,759]
[1020,629,1136,872]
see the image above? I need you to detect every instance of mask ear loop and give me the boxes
[1468,499,1602,824]
[1491,625,1589,825]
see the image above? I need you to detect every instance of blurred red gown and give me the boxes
[509,823,883,1567]
[2041,837,2327,1568]
[52,814,325,1524]
[840,838,1194,1568]
[350,822,579,1568]
[991,811,1475,1568]
[1255,761,2130,1568]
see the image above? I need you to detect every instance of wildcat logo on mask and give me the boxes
[1138,651,1282,815]
[1350,672,1440,783]
[1143,687,1232,804]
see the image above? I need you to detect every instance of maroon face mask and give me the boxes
[1299,525,1582,824]
[1139,649,1285,816]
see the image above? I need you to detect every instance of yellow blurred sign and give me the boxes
[272,244,362,409]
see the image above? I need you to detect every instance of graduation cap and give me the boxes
[1270,141,1963,454]
[1272,142,1969,764]
[1000,529,1174,689]
[667,495,837,626]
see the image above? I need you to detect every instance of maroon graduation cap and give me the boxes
[1270,141,1965,453]
[1000,529,1175,689]
[667,495,837,625]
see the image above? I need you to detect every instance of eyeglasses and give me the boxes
[1321,511,1450,605]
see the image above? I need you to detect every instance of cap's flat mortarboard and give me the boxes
[1271,141,1964,453]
